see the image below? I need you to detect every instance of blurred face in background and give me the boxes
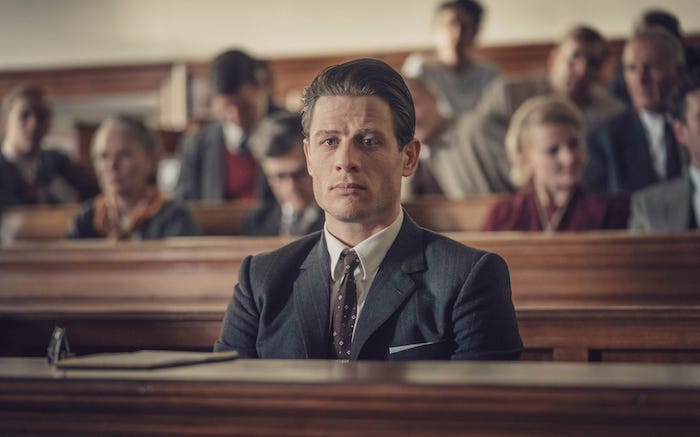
[547,38,605,103]
[92,123,156,201]
[263,144,315,213]
[433,6,477,67]
[523,122,584,200]
[2,96,50,157]
[405,78,444,143]
[623,37,683,113]
[212,83,269,134]
[674,89,700,169]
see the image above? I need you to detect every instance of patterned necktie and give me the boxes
[332,250,359,359]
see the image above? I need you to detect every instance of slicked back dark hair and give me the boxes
[668,67,700,122]
[437,0,483,27]
[301,58,415,149]
[209,49,261,95]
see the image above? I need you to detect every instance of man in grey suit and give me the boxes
[584,28,687,194]
[175,49,279,201]
[214,58,522,360]
[629,68,700,231]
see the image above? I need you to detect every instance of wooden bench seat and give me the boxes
[0,196,504,242]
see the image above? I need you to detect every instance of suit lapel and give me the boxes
[350,216,426,360]
[204,124,226,200]
[623,112,657,188]
[293,237,332,358]
[660,176,692,230]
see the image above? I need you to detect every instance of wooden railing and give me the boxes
[2,358,699,436]
[2,232,699,361]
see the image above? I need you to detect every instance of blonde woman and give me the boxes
[482,95,628,231]
[68,116,200,240]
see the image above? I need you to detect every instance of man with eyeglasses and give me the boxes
[242,112,323,236]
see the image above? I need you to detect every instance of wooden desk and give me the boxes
[0,358,698,436]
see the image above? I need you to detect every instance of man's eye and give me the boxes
[361,137,379,146]
[321,138,337,146]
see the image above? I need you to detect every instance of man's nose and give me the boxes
[334,141,359,171]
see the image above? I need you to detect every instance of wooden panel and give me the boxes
[2,232,699,308]
[3,306,700,363]
[0,358,699,436]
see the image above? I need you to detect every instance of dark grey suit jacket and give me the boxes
[629,174,696,231]
[175,122,273,201]
[584,110,685,194]
[214,215,523,360]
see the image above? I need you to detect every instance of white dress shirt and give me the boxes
[689,166,700,225]
[638,109,668,180]
[324,210,404,330]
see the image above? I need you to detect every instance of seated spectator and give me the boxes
[242,113,323,236]
[609,9,700,107]
[1,85,96,206]
[176,49,282,201]
[68,116,200,240]
[402,0,499,115]
[405,25,625,199]
[403,76,511,198]
[482,95,629,232]
[629,68,700,231]
[585,27,687,194]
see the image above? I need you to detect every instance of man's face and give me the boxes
[262,144,315,212]
[303,95,419,234]
[2,96,50,157]
[547,38,604,102]
[433,6,477,66]
[673,89,700,169]
[623,38,682,113]
[405,78,443,143]
[211,83,268,133]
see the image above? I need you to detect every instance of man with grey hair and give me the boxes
[584,27,687,193]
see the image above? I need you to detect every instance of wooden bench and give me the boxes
[0,195,510,241]
[2,232,700,361]
[2,358,699,436]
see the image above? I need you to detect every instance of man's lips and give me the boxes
[331,182,366,194]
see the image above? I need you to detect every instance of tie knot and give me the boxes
[341,249,359,271]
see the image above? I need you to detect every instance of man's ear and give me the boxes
[401,138,421,177]
[303,139,313,176]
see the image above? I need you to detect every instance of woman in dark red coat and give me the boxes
[482,95,628,232]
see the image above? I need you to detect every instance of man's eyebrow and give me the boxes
[312,129,341,138]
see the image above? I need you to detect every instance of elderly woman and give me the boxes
[482,95,628,231]
[68,116,200,239]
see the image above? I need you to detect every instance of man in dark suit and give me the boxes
[214,58,522,360]
[584,27,687,194]
[242,113,323,236]
[629,68,700,231]
[1,85,96,207]
[175,49,278,201]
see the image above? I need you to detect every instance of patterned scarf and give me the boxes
[92,187,166,240]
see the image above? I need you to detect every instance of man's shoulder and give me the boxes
[182,121,223,149]
[249,231,322,267]
[632,176,689,204]
[416,223,489,262]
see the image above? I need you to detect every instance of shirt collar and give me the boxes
[222,122,245,153]
[325,209,404,281]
